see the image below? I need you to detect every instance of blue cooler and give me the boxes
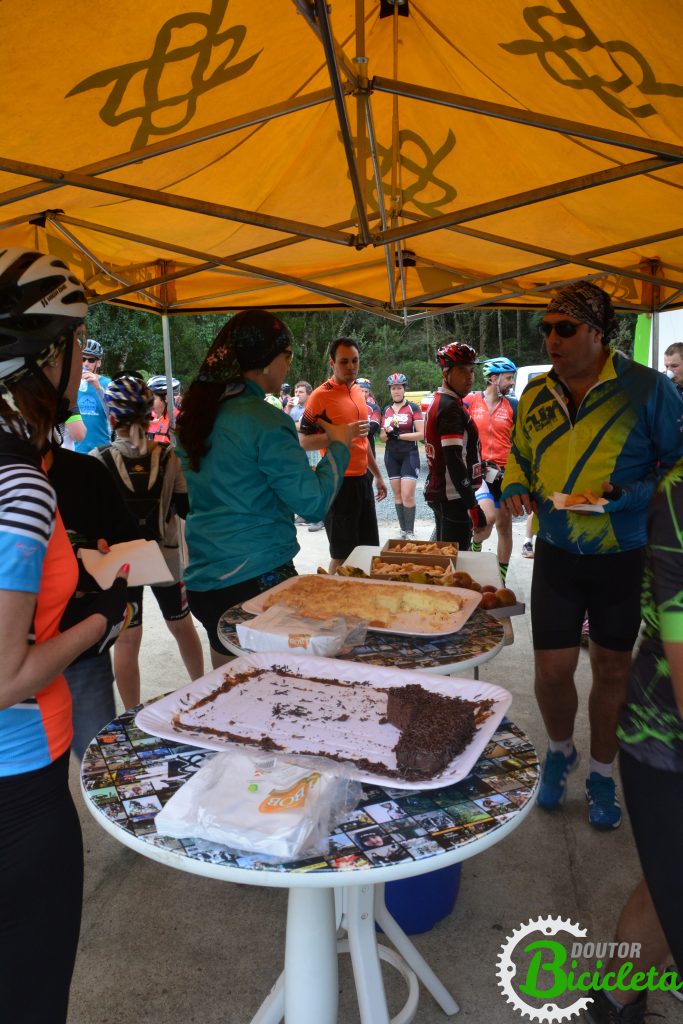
[383,863,461,934]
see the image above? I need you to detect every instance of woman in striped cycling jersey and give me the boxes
[0,249,130,1024]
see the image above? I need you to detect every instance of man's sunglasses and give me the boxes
[539,320,583,339]
[82,356,98,364]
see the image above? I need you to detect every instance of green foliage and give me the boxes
[84,304,638,392]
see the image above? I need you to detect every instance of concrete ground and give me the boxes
[68,516,683,1024]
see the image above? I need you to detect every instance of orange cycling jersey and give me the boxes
[465,391,516,466]
[300,378,369,476]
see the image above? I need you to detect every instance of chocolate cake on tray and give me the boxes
[135,653,511,790]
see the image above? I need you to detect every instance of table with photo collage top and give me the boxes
[217,603,505,675]
[81,706,539,1024]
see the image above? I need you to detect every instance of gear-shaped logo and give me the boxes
[497,916,594,1022]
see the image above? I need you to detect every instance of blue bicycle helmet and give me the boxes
[387,372,408,386]
[482,357,517,378]
[83,338,103,360]
[105,375,154,422]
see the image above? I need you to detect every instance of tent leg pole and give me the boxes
[161,313,175,438]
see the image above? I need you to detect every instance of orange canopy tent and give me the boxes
[1,0,682,322]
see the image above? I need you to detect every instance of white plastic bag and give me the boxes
[155,750,361,860]
[236,605,367,658]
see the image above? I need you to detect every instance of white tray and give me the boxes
[135,653,511,790]
[241,574,482,637]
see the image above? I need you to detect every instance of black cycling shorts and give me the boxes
[531,539,645,651]
[619,749,683,972]
[325,474,379,560]
[427,499,472,549]
[187,562,296,654]
[384,446,420,481]
[127,580,190,629]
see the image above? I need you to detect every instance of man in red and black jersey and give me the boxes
[423,342,487,548]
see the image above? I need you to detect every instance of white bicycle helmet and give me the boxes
[0,248,87,367]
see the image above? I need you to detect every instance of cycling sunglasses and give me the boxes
[539,320,584,339]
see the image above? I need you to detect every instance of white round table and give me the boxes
[82,708,538,1023]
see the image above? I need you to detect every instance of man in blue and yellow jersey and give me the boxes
[502,280,683,831]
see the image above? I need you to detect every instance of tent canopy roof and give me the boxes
[2,0,683,319]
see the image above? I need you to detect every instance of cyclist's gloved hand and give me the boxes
[468,505,488,531]
[601,481,626,512]
[60,571,131,657]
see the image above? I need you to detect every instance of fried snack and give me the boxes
[336,565,370,578]
[390,541,458,555]
[372,561,450,577]
[261,576,464,631]
[565,489,602,507]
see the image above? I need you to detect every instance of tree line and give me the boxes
[86,304,637,406]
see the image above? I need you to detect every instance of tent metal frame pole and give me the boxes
[372,77,683,160]
[53,214,385,310]
[403,248,683,308]
[659,287,683,311]
[0,88,341,209]
[363,95,396,309]
[161,313,176,436]
[652,313,660,370]
[292,0,360,87]
[92,262,221,304]
[48,217,163,306]
[0,156,354,247]
[402,271,644,321]
[314,0,371,246]
[395,211,683,277]
[374,156,682,246]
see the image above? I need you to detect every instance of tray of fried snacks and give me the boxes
[380,538,459,564]
[552,490,607,513]
[370,555,456,584]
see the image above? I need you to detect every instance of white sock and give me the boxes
[588,757,613,778]
[549,738,575,758]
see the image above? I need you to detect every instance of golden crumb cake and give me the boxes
[261,576,463,630]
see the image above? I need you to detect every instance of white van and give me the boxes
[513,363,551,397]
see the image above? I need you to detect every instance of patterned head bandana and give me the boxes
[546,281,619,343]
[197,310,293,395]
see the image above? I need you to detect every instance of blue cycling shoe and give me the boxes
[537,747,579,810]
[585,773,622,830]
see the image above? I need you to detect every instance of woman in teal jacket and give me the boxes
[177,310,352,666]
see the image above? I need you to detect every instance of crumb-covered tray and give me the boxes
[135,653,511,790]
[242,574,481,637]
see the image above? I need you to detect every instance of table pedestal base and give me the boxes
[251,882,459,1024]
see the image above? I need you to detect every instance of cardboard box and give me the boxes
[370,555,456,581]
[380,538,459,565]
[482,601,526,619]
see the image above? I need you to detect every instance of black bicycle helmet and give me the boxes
[436,342,479,369]
[105,376,154,423]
